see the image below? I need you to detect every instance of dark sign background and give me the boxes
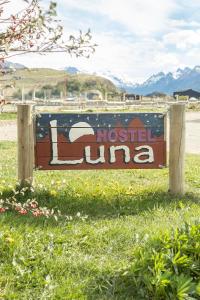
[35,113,166,170]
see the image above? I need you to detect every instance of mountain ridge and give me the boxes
[3,62,200,96]
[1,61,26,70]
[64,65,200,95]
[131,66,200,95]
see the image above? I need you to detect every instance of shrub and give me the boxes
[94,223,200,299]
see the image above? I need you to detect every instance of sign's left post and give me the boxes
[17,104,34,187]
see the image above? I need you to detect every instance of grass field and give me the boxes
[0,112,17,120]
[2,68,67,90]
[0,142,200,299]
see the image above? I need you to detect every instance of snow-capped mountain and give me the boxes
[105,66,200,95]
[64,65,200,95]
[130,66,200,95]
[142,72,165,86]
[95,70,139,92]
[64,67,138,92]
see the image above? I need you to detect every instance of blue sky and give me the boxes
[10,0,200,83]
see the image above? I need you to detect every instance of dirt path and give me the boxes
[0,120,17,141]
[185,112,200,154]
[0,113,200,154]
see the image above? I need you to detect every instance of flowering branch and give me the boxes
[0,0,96,63]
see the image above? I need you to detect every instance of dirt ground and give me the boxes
[0,112,200,154]
[0,120,17,141]
[185,112,200,154]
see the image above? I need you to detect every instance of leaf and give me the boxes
[176,275,194,300]
[196,282,200,295]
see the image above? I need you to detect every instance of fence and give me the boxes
[1,97,200,114]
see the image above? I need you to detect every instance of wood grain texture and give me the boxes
[169,104,185,195]
[17,105,34,186]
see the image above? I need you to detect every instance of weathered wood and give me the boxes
[17,104,34,187]
[164,112,169,166]
[169,104,185,195]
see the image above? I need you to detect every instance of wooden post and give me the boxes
[169,104,185,195]
[60,91,63,100]
[21,86,25,102]
[104,91,108,101]
[17,104,34,187]
[32,88,36,101]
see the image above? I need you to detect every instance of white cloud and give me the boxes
[164,30,200,50]
[10,32,177,82]
[153,53,181,70]
[6,0,200,82]
[100,0,176,36]
[1,0,25,18]
[58,0,177,35]
[169,19,200,29]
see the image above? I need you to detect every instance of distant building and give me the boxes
[86,90,103,100]
[121,93,141,101]
[173,89,200,99]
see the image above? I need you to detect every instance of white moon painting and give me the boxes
[69,122,95,142]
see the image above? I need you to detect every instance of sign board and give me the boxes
[35,113,166,170]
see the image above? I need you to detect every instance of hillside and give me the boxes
[67,73,117,94]
[4,63,200,97]
[0,68,118,98]
[1,68,67,90]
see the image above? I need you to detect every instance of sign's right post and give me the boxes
[169,104,185,195]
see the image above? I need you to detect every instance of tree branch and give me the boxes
[0,0,96,63]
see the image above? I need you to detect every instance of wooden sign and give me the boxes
[35,113,166,170]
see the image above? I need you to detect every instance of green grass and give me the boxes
[0,112,17,120]
[0,142,200,299]
[2,68,67,89]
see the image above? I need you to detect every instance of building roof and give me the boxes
[173,89,200,98]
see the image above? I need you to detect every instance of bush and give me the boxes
[94,223,200,299]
